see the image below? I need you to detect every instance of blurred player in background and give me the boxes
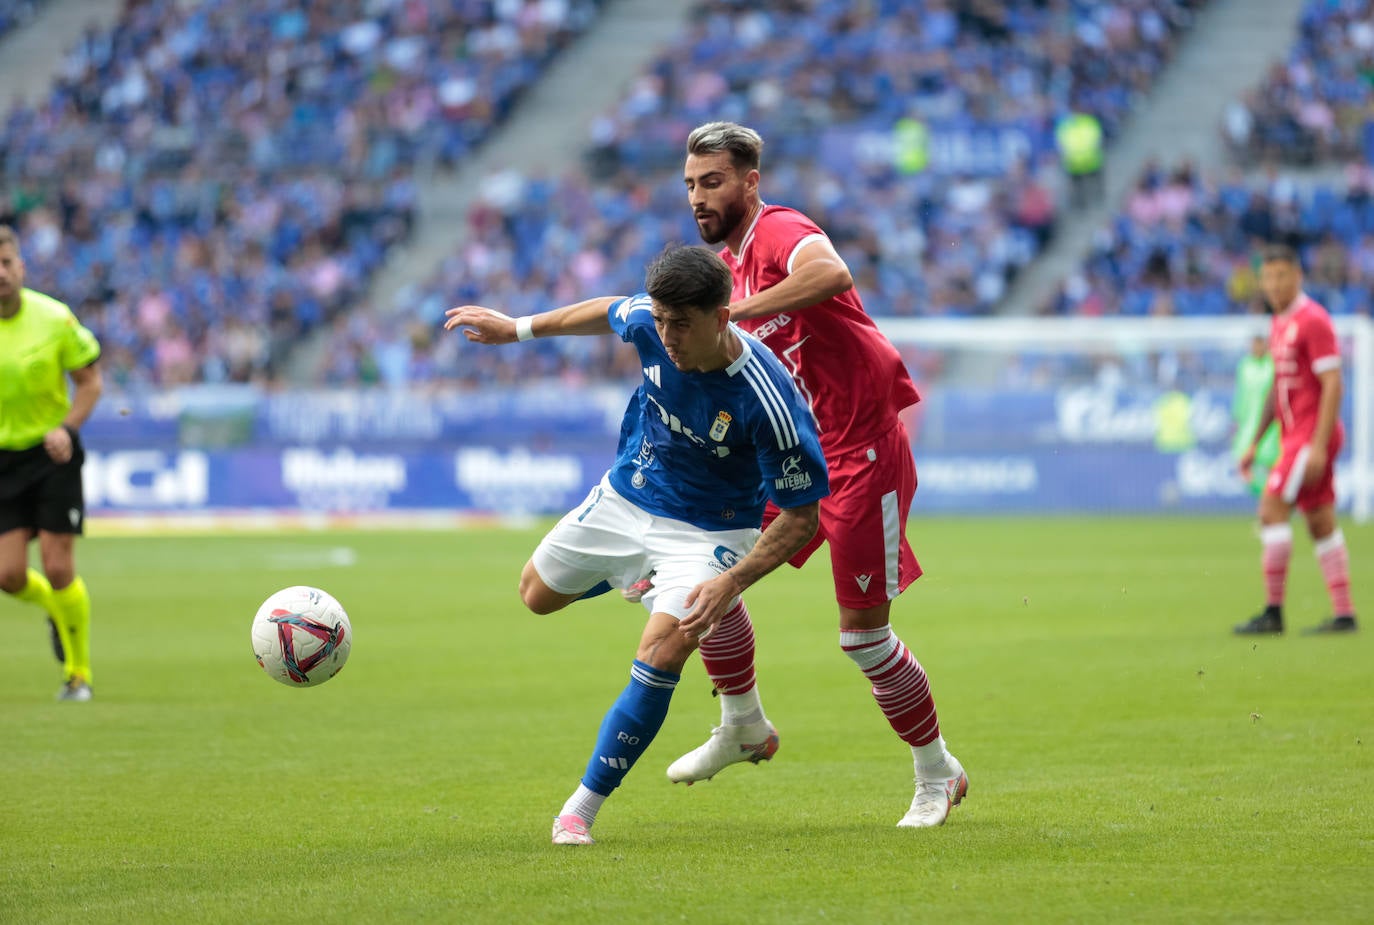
[445,245,828,845]
[0,225,103,699]
[1234,245,1358,636]
[1231,332,1280,496]
[667,121,966,827]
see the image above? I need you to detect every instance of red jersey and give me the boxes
[724,205,920,454]
[1269,292,1343,445]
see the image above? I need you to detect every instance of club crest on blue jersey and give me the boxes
[709,410,732,442]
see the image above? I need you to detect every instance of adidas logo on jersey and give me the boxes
[643,365,661,387]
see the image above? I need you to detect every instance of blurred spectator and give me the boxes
[1055,110,1105,209]
[0,0,44,40]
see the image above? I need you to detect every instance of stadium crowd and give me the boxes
[1042,160,1374,318]
[0,0,605,386]
[0,0,44,41]
[17,0,1370,390]
[1222,0,1374,166]
[323,0,1207,386]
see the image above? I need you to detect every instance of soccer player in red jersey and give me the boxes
[1235,245,1359,636]
[662,121,966,827]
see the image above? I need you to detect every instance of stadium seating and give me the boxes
[1222,0,1374,165]
[1044,161,1374,317]
[0,0,43,41]
[340,0,1205,385]
[0,0,605,385]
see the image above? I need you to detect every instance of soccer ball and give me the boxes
[251,586,352,688]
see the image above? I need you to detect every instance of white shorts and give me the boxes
[532,475,761,620]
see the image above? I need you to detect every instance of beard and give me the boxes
[695,198,748,245]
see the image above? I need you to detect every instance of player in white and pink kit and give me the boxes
[661,121,966,828]
[1235,245,1359,636]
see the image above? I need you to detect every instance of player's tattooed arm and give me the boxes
[729,502,819,590]
[679,502,819,637]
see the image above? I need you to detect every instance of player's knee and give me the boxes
[634,623,692,667]
[521,591,562,615]
[44,565,75,589]
[517,565,562,615]
[0,565,27,594]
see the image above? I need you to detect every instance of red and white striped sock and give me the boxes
[1315,529,1354,616]
[840,626,940,747]
[699,600,763,725]
[1261,523,1293,608]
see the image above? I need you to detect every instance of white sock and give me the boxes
[559,784,606,825]
[719,689,764,726]
[912,736,951,774]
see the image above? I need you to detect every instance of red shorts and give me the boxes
[762,422,921,609]
[1265,428,1343,511]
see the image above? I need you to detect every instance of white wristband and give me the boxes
[515,316,535,342]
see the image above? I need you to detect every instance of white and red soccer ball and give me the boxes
[251,586,351,688]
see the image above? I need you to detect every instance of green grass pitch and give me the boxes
[2,517,1370,924]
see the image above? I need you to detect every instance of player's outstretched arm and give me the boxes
[443,297,620,343]
[679,501,820,637]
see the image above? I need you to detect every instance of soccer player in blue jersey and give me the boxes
[445,245,829,845]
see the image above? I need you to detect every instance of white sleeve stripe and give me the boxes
[786,234,829,274]
[741,361,799,449]
[1312,355,1341,374]
[741,363,788,448]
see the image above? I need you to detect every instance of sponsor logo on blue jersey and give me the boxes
[774,454,813,492]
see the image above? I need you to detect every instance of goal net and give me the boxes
[877,315,1374,524]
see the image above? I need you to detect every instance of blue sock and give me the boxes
[581,660,680,796]
[577,580,614,601]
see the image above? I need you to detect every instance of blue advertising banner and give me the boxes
[818,120,1053,177]
[84,446,614,516]
[81,383,1355,518]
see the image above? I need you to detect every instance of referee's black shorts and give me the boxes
[0,431,87,535]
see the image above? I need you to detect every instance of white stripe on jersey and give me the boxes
[741,358,800,450]
[615,293,652,322]
[786,233,829,274]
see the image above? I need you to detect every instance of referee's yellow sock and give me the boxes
[14,568,75,675]
[50,576,92,684]
[13,566,53,608]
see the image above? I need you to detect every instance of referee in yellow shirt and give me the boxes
[0,225,103,700]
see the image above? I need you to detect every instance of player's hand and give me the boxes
[1237,445,1256,481]
[1302,446,1327,487]
[679,572,744,640]
[43,426,73,464]
[443,305,517,343]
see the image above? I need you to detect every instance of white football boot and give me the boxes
[897,754,968,828]
[551,814,594,846]
[666,720,779,784]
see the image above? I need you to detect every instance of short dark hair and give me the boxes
[644,245,733,313]
[0,225,19,251]
[1260,243,1301,267]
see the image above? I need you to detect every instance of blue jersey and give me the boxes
[606,294,829,531]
